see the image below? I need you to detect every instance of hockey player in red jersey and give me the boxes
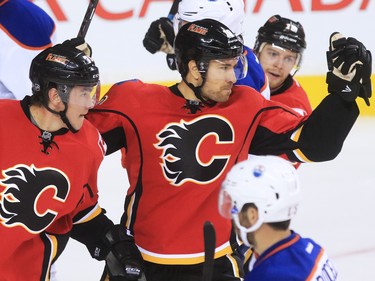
[236,17,313,263]
[87,19,371,281]
[254,14,312,118]
[142,0,270,99]
[249,15,313,182]
[0,41,143,281]
[219,156,338,280]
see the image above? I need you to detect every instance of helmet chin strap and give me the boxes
[233,214,264,247]
[43,102,78,133]
[59,110,78,133]
[182,77,216,107]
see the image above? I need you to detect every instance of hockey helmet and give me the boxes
[219,156,300,244]
[174,0,245,36]
[254,15,306,54]
[174,19,246,80]
[29,42,99,105]
[253,15,306,75]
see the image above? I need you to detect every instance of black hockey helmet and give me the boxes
[253,15,306,54]
[29,42,99,133]
[174,18,244,78]
[29,42,99,105]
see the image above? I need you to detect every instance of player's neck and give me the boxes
[29,104,67,132]
[177,81,200,101]
[270,83,283,94]
[253,227,292,255]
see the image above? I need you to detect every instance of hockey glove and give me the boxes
[104,225,144,281]
[62,37,93,57]
[143,17,175,55]
[326,32,372,106]
[359,50,372,106]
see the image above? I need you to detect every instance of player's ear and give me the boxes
[244,206,259,226]
[188,60,201,81]
[48,88,61,105]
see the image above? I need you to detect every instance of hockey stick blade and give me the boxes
[77,0,99,38]
[202,221,216,281]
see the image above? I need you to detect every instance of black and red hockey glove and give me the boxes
[326,32,372,106]
[143,17,175,55]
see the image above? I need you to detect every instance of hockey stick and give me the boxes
[168,0,181,19]
[77,0,99,38]
[202,221,216,281]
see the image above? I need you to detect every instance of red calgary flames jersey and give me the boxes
[271,77,312,117]
[87,80,309,265]
[270,77,313,168]
[0,98,106,280]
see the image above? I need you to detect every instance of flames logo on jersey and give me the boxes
[0,164,70,233]
[155,115,234,186]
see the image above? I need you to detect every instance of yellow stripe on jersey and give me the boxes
[293,148,312,163]
[290,124,312,163]
[125,193,136,229]
[73,203,102,224]
[226,253,242,278]
[44,234,58,281]
[139,243,233,265]
[291,125,303,142]
[242,247,253,264]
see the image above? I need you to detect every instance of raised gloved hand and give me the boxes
[62,37,93,57]
[103,225,144,281]
[143,17,175,55]
[326,32,372,106]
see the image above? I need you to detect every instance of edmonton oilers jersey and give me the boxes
[245,231,338,281]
